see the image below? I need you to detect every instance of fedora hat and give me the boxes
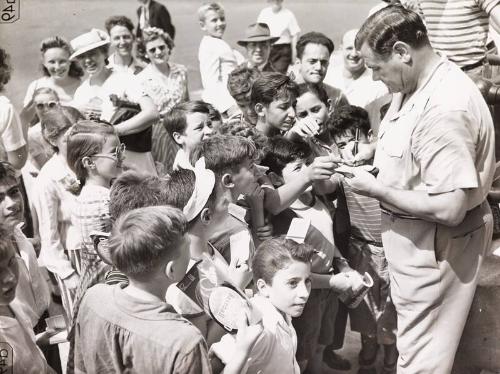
[237,23,279,46]
[70,29,110,60]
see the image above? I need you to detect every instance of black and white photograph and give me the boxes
[0,0,499,373]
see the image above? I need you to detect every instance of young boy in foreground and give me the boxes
[73,206,211,373]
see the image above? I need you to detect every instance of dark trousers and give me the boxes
[269,43,292,74]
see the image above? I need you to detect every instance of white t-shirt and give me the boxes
[324,65,389,109]
[72,71,145,121]
[198,35,241,112]
[257,6,301,44]
[0,96,25,153]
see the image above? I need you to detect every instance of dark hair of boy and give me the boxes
[252,236,314,285]
[163,100,211,139]
[227,66,262,101]
[0,223,15,259]
[250,72,299,109]
[190,134,257,178]
[104,15,135,34]
[40,106,84,152]
[296,32,335,60]
[108,205,187,278]
[0,161,17,185]
[297,82,329,105]
[205,102,222,123]
[0,47,11,91]
[162,168,217,225]
[109,170,168,221]
[330,105,371,137]
[213,119,269,160]
[260,136,313,176]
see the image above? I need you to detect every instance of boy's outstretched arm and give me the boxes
[263,155,338,214]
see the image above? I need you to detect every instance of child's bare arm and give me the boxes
[223,313,263,374]
[264,156,337,214]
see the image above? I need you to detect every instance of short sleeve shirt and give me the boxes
[374,57,495,210]
[74,284,211,374]
[0,96,25,152]
[211,295,300,374]
[419,0,500,66]
[257,7,301,44]
[72,71,146,121]
[198,35,238,112]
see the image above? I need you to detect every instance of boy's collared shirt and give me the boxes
[11,226,51,328]
[211,294,300,374]
[257,6,300,44]
[74,283,211,374]
[198,35,242,112]
[0,303,51,374]
[107,53,145,75]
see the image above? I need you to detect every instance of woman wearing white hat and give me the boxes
[71,29,159,175]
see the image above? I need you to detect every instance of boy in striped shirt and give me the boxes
[330,105,398,374]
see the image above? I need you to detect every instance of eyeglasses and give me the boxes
[147,45,167,54]
[91,143,126,164]
[35,101,58,110]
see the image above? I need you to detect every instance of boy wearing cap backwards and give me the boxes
[164,159,256,348]
[237,23,279,72]
[73,205,212,374]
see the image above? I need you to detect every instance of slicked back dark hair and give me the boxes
[296,32,334,60]
[250,72,299,108]
[355,4,429,58]
[105,15,135,34]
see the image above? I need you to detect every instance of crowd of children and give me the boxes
[1,1,456,373]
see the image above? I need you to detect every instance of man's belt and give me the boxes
[381,207,421,221]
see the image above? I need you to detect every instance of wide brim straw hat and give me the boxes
[237,23,280,46]
[70,29,110,60]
